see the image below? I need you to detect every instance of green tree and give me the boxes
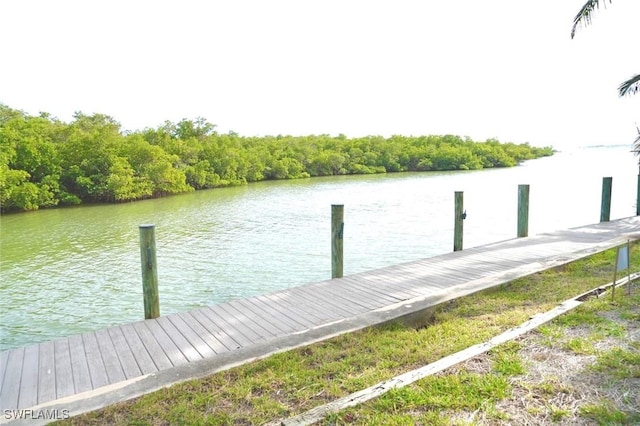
[58,113,122,201]
[571,1,640,146]
[0,103,553,212]
[0,111,65,210]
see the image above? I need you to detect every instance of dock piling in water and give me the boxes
[600,177,612,223]
[454,191,464,251]
[517,184,530,238]
[636,174,640,216]
[139,224,160,319]
[331,205,344,278]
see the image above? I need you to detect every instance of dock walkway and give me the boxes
[1,217,639,422]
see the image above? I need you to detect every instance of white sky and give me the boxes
[1,0,639,149]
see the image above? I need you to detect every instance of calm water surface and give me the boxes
[1,146,638,350]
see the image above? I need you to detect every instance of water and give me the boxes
[1,146,638,350]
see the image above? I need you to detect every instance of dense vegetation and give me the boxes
[0,104,553,212]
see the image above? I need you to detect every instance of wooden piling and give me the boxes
[331,204,344,279]
[139,224,160,319]
[600,177,612,223]
[636,175,639,216]
[517,184,529,238]
[454,191,464,252]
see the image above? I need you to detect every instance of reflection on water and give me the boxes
[1,146,637,350]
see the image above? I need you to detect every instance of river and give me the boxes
[1,145,638,350]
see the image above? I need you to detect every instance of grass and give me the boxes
[592,346,640,379]
[580,400,637,425]
[57,244,640,425]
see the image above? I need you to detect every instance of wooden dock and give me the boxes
[1,217,639,421]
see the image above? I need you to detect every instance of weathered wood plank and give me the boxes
[201,307,256,347]
[401,265,486,286]
[452,252,522,265]
[0,347,23,410]
[227,299,287,336]
[282,288,349,318]
[68,334,92,394]
[37,341,56,405]
[285,287,354,318]
[263,292,334,324]
[330,280,403,306]
[119,323,158,375]
[336,277,407,303]
[54,339,75,399]
[305,279,392,308]
[173,312,228,354]
[164,314,215,359]
[432,256,510,271]
[18,344,39,408]
[294,284,370,314]
[107,327,142,380]
[395,262,484,281]
[354,271,431,296]
[435,261,506,277]
[248,296,312,330]
[361,274,428,298]
[185,309,240,352]
[0,350,8,397]
[212,303,273,342]
[356,270,447,294]
[156,316,203,362]
[131,322,173,371]
[232,299,295,335]
[360,265,461,287]
[81,332,109,390]
[95,329,126,384]
[253,294,319,328]
[143,320,189,367]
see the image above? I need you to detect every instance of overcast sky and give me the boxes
[1,1,639,149]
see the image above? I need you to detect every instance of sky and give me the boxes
[1,0,639,150]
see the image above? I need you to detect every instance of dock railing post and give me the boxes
[517,184,530,238]
[600,177,612,223]
[139,224,160,319]
[331,204,344,279]
[454,191,464,251]
[637,174,640,216]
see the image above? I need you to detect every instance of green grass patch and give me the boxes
[580,400,640,425]
[57,244,640,425]
[324,409,454,426]
[489,341,526,376]
[549,405,571,421]
[591,347,640,379]
[563,337,597,355]
[373,372,510,413]
[527,377,574,396]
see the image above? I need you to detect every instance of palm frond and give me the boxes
[619,74,640,97]
[571,0,611,39]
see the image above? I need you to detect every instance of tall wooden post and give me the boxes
[139,224,160,319]
[517,184,529,238]
[600,177,612,223]
[454,191,464,252]
[331,204,344,279]
[636,175,639,216]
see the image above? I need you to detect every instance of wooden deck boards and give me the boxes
[1,217,638,413]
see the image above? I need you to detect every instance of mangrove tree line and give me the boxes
[0,104,553,212]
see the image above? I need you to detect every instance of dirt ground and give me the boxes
[451,292,640,425]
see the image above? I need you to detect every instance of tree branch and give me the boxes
[571,0,611,39]
[619,74,640,97]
